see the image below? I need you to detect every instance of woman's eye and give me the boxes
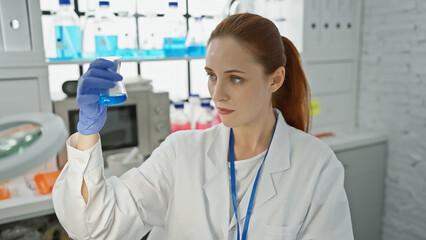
[231,76,242,83]
[206,73,216,80]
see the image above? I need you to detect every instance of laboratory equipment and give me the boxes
[81,0,97,59]
[33,170,61,195]
[116,12,138,58]
[53,85,170,166]
[140,12,165,59]
[196,101,214,129]
[0,112,67,182]
[98,56,128,106]
[53,0,82,59]
[0,181,10,200]
[187,93,201,129]
[170,102,191,132]
[94,1,118,56]
[186,16,207,57]
[163,2,187,57]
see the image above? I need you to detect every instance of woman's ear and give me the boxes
[269,66,285,93]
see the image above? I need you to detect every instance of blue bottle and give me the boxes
[53,0,82,60]
[163,2,187,58]
[93,1,118,57]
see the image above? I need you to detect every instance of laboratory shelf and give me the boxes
[0,169,113,225]
[46,56,205,65]
[0,177,54,225]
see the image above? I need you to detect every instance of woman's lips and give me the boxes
[217,107,235,115]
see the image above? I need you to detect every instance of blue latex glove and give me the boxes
[76,59,123,135]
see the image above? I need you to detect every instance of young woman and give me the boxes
[53,13,354,240]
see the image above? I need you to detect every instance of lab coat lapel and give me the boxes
[203,124,231,237]
[229,110,291,229]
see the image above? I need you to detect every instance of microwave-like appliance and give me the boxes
[53,85,170,167]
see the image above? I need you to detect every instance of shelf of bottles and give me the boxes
[46,56,205,65]
[46,0,208,65]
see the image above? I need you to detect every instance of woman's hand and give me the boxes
[76,58,123,135]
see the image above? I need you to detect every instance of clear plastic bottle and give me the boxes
[140,12,165,59]
[186,16,206,57]
[93,1,118,57]
[163,2,187,57]
[117,12,138,58]
[187,93,201,129]
[170,103,191,132]
[54,0,82,59]
[81,0,97,59]
[196,101,214,129]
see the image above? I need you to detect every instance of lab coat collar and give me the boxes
[203,109,291,234]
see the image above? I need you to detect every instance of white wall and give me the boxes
[358,1,426,239]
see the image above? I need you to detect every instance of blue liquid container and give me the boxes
[95,35,118,56]
[140,49,165,59]
[53,0,82,60]
[187,45,206,57]
[117,48,138,59]
[164,37,187,57]
[97,56,127,106]
[98,94,127,106]
[163,2,187,58]
[55,25,82,59]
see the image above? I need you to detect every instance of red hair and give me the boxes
[208,13,311,133]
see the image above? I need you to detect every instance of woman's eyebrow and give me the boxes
[204,66,246,74]
[224,69,246,74]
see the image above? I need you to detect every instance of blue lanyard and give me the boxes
[229,118,277,240]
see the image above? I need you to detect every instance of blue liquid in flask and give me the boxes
[98,94,127,106]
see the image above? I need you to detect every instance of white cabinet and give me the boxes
[0,0,52,116]
[324,131,387,240]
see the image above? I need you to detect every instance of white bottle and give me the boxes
[140,12,165,59]
[186,16,206,57]
[93,1,118,56]
[163,2,187,57]
[196,101,214,130]
[188,94,201,129]
[54,0,82,59]
[81,0,97,59]
[117,11,138,58]
[170,103,191,132]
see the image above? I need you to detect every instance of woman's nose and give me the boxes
[211,80,228,102]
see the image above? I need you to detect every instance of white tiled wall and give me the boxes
[358,0,426,239]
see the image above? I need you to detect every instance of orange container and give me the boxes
[0,182,10,200]
[34,170,61,195]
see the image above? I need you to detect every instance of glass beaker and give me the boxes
[98,56,127,106]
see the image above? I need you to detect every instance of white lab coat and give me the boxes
[52,109,354,240]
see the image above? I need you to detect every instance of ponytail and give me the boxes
[273,36,311,133]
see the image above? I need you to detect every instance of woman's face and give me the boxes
[205,37,275,128]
